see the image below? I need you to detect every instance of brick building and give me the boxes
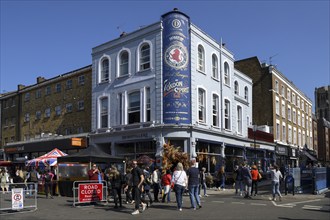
[235,57,314,168]
[1,65,92,161]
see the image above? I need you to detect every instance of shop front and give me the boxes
[275,144,289,168]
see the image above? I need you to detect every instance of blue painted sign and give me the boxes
[162,11,191,124]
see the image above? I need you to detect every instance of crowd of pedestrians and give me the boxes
[0,166,56,198]
[1,160,288,216]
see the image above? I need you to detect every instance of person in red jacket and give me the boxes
[250,165,260,196]
[88,164,100,181]
[161,169,172,203]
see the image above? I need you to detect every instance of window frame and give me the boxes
[224,62,230,85]
[139,42,151,71]
[198,88,206,123]
[197,45,205,72]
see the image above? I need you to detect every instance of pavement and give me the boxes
[1,183,329,220]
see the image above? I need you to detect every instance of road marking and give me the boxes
[302,205,322,210]
[284,199,321,206]
[231,202,245,205]
[271,201,294,208]
[251,203,267,206]
[212,201,225,203]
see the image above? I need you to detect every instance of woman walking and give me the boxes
[171,162,187,211]
[271,164,283,201]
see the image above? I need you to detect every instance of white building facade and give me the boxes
[90,9,271,172]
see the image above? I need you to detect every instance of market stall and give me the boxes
[57,144,124,196]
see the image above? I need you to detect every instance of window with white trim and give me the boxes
[119,51,129,76]
[224,62,230,85]
[45,108,51,118]
[212,94,219,127]
[145,87,151,122]
[282,124,286,142]
[275,99,280,115]
[275,80,279,93]
[100,97,108,128]
[244,86,248,100]
[55,83,61,93]
[288,126,292,144]
[35,111,41,120]
[276,122,280,140]
[66,79,72,90]
[78,100,84,111]
[55,106,61,116]
[100,58,109,82]
[234,81,239,95]
[139,43,150,71]
[237,105,242,134]
[224,99,231,130]
[128,91,140,124]
[197,45,205,72]
[281,101,286,118]
[198,88,206,123]
[78,75,85,85]
[288,106,291,121]
[212,54,218,79]
[66,103,73,113]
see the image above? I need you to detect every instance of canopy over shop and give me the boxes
[57,144,125,197]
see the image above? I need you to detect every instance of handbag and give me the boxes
[258,172,262,180]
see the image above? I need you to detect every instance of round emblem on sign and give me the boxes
[165,43,188,69]
[172,19,181,28]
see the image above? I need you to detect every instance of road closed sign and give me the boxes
[12,188,24,210]
[78,183,103,203]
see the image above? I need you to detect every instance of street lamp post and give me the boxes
[253,125,257,165]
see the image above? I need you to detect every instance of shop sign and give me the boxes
[276,146,288,155]
[78,183,103,203]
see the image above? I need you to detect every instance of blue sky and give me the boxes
[1,0,329,108]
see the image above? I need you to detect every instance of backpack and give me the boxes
[44,173,51,182]
[29,171,38,182]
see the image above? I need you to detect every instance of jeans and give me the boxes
[174,184,185,209]
[272,181,282,198]
[201,182,207,195]
[219,178,225,189]
[235,180,243,193]
[28,182,38,195]
[188,185,201,208]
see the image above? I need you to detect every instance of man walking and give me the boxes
[126,160,147,215]
[187,158,202,210]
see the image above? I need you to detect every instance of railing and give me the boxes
[72,180,108,207]
[0,182,37,215]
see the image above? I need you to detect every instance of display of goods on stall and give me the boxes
[161,142,189,173]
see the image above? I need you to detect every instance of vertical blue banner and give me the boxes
[162,11,191,124]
